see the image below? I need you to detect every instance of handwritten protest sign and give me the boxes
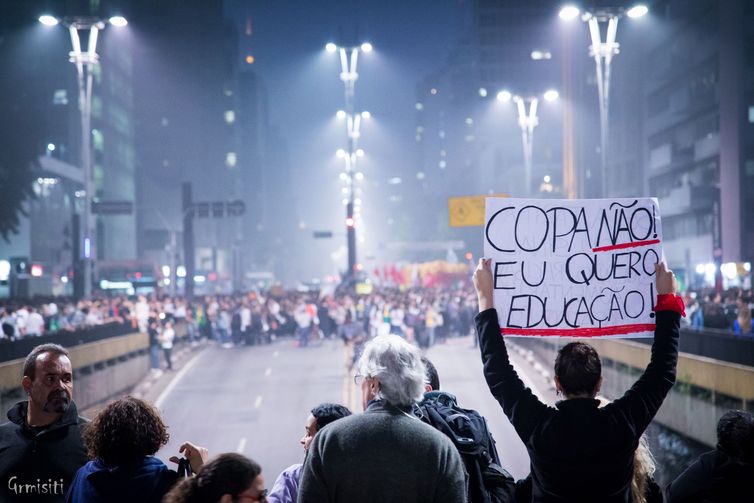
[484,198,663,338]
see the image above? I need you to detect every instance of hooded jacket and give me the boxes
[0,400,88,502]
[65,456,178,503]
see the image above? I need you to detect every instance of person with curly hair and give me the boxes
[163,453,267,503]
[65,396,208,503]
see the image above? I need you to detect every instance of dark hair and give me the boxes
[23,344,69,380]
[85,396,169,466]
[554,342,602,397]
[717,410,754,462]
[421,357,440,391]
[311,403,352,430]
[163,453,262,503]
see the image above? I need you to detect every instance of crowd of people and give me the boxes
[0,260,751,502]
[1,283,751,344]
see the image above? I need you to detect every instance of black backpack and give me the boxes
[418,391,516,503]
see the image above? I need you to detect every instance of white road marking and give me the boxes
[155,351,205,409]
[237,437,247,453]
[264,367,272,377]
[254,395,263,408]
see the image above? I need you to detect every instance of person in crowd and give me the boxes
[266,403,351,503]
[160,320,175,370]
[66,396,208,503]
[473,258,684,503]
[733,297,753,336]
[297,333,467,502]
[163,453,267,503]
[665,409,754,502]
[25,307,45,337]
[0,344,89,502]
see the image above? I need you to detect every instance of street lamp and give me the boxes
[326,42,372,283]
[499,90,559,196]
[40,14,128,298]
[559,3,648,196]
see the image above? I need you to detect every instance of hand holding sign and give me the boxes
[473,258,494,312]
[655,262,677,295]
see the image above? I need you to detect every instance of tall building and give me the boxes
[643,0,753,286]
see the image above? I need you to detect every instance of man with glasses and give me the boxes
[298,334,467,502]
[266,403,351,503]
[0,343,88,502]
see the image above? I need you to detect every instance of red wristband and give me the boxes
[654,294,686,317]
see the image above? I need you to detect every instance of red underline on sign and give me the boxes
[591,239,661,253]
[501,323,656,337]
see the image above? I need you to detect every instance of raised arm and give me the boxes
[611,262,683,433]
[474,258,548,442]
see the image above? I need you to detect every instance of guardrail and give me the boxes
[0,322,135,363]
[628,327,754,367]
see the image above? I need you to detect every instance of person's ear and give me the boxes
[553,376,562,394]
[22,376,32,395]
[424,384,433,393]
[594,376,603,396]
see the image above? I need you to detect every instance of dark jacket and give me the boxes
[665,449,754,503]
[475,308,680,503]
[66,456,178,503]
[297,399,467,503]
[0,401,89,502]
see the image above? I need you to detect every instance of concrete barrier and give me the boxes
[0,332,149,417]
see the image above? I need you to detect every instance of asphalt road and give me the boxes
[148,334,551,483]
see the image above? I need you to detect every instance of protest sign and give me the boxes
[484,198,663,338]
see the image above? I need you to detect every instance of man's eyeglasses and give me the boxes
[238,489,267,502]
[353,374,364,385]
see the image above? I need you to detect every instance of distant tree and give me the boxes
[0,146,37,242]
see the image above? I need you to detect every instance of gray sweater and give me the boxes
[297,400,467,503]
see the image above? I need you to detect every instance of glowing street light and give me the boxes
[543,89,559,102]
[496,90,512,103]
[558,5,580,20]
[108,16,128,27]
[327,41,373,283]
[38,15,59,26]
[40,13,128,299]
[560,3,648,196]
[626,4,649,18]
[336,110,346,119]
[498,90,559,196]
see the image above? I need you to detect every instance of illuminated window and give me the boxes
[226,152,237,167]
[224,110,236,124]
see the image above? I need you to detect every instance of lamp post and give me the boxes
[559,4,647,197]
[497,89,559,196]
[40,14,128,299]
[326,41,371,283]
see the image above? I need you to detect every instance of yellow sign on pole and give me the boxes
[448,194,508,227]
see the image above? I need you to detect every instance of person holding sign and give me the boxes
[473,258,684,503]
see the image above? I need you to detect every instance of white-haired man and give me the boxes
[297,334,467,502]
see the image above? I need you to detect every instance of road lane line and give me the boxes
[237,437,247,453]
[254,395,263,408]
[155,350,205,409]
[264,367,272,377]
